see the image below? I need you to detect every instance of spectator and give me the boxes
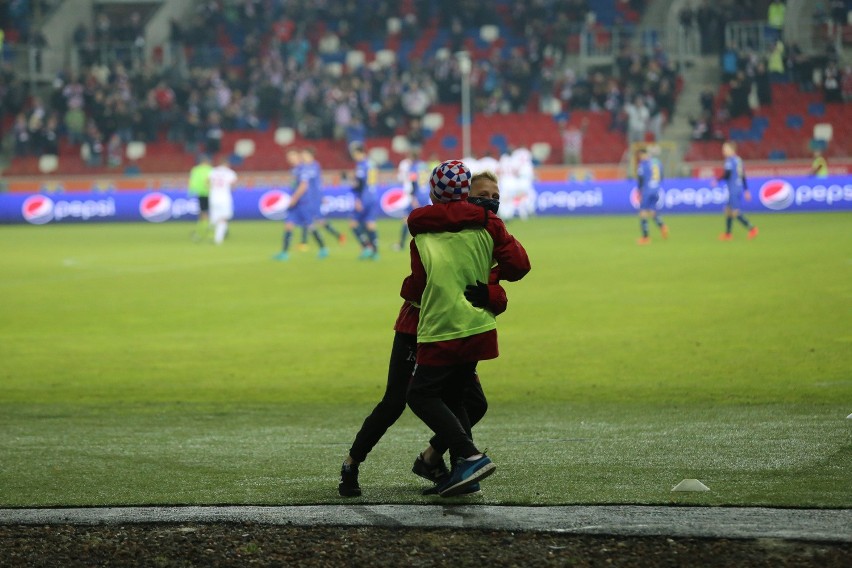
[823,61,842,103]
[767,40,786,81]
[13,113,31,156]
[204,111,223,154]
[561,118,588,164]
[767,0,786,43]
[625,95,649,144]
[106,133,123,168]
[726,73,752,119]
[84,122,104,167]
[842,65,852,102]
[755,61,772,106]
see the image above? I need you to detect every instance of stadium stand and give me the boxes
[2,0,669,175]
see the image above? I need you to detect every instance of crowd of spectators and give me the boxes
[689,36,850,142]
[3,0,663,167]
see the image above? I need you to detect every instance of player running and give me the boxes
[717,141,758,241]
[273,148,329,260]
[349,144,380,260]
[635,146,669,245]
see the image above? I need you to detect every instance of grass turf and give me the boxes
[0,213,850,507]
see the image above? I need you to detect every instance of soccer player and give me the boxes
[717,141,758,241]
[207,156,237,245]
[635,146,669,245]
[349,144,380,260]
[403,161,531,497]
[274,148,329,260]
[394,148,425,251]
[187,154,212,241]
[338,170,510,498]
[303,147,345,246]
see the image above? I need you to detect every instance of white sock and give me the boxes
[214,222,227,244]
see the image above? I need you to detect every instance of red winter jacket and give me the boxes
[399,201,531,365]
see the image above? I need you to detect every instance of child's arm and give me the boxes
[486,215,531,282]
[407,202,487,235]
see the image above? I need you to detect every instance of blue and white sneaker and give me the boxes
[273,251,289,261]
[317,247,329,259]
[438,455,496,497]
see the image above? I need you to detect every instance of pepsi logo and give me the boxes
[380,187,412,218]
[629,187,640,209]
[759,179,794,210]
[139,192,173,222]
[22,195,55,225]
[258,190,291,220]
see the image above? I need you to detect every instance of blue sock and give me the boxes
[352,226,365,245]
[725,217,733,234]
[399,224,409,247]
[283,230,292,252]
[654,216,664,228]
[737,214,752,229]
[640,219,649,237]
[312,229,326,248]
[300,226,308,244]
[367,229,378,250]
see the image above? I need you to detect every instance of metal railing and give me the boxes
[724,20,775,54]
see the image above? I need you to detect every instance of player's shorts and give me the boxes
[639,191,660,210]
[354,197,379,224]
[197,196,209,212]
[726,190,743,209]
[286,204,315,226]
[209,194,233,222]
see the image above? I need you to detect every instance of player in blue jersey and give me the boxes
[273,147,330,261]
[349,144,380,260]
[303,147,346,247]
[635,146,669,245]
[717,141,758,241]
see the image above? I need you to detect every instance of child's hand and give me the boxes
[463,281,489,308]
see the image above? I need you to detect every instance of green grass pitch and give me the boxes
[0,212,850,508]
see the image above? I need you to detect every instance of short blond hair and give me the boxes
[471,170,498,186]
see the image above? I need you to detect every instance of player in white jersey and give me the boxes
[208,156,238,245]
[497,147,535,221]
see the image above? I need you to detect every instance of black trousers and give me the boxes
[406,361,482,463]
[347,332,487,463]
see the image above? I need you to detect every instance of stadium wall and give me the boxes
[3,176,851,225]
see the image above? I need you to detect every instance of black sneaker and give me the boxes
[338,462,361,497]
[412,453,450,483]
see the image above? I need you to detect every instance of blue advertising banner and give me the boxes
[2,176,851,225]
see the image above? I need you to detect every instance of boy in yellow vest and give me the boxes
[402,160,531,496]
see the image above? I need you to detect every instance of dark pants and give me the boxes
[407,362,482,463]
[348,332,487,463]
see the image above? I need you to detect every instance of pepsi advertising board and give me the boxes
[2,176,851,225]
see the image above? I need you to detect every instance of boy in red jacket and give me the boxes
[404,161,531,497]
[339,171,508,497]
